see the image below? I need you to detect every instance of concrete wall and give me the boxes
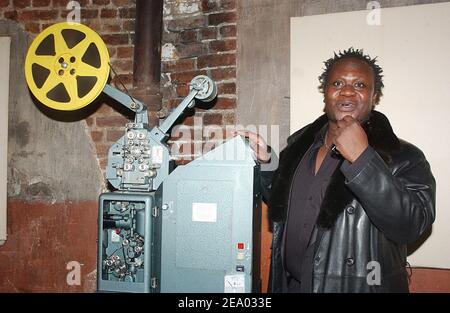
[0,20,102,292]
[237,0,450,292]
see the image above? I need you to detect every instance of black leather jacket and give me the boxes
[261,111,436,292]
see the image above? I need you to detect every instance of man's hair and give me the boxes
[318,47,384,104]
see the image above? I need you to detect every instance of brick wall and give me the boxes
[0,0,136,173]
[162,0,237,163]
[1,0,238,170]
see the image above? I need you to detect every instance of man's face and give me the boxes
[324,58,377,123]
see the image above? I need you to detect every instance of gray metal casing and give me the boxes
[160,137,261,292]
[97,192,162,293]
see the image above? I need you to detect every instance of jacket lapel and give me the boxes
[269,110,400,228]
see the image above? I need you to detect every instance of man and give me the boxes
[239,48,436,292]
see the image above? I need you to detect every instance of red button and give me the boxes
[237,243,245,250]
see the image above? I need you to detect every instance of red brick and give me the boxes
[162,59,196,73]
[161,86,177,100]
[12,0,29,8]
[96,116,131,127]
[210,67,236,81]
[0,0,10,8]
[93,0,110,4]
[111,59,133,73]
[102,22,121,33]
[208,12,236,26]
[95,103,114,115]
[99,158,108,169]
[202,0,218,12]
[180,29,198,43]
[85,117,95,127]
[175,158,194,165]
[171,70,207,84]
[220,25,236,37]
[197,54,235,68]
[25,22,40,34]
[200,27,217,40]
[106,130,124,142]
[119,7,135,18]
[203,112,223,125]
[106,46,116,58]
[81,9,99,19]
[209,39,236,52]
[111,0,131,6]
[83,19,101,32]
[176,43,205,59]
[102,34,129,45]
[4,10,17,20]
[53,0,88,6]
[176,84,190,97]
[170,126,194,140]
[181,115,195,126]
[32,0,50,7]
[213,97,236,109]
[220,0,236,10]
[162,30,180,45]
[90,130,104,142]
[166,98,183,109]
[222,111,236,124]
[95,144,111,156]
[168,16,205,31]
[19,10,58,20]
[123,20,135,32]
[101,8,117,18]
[111,74,133,86]
[117,46,134,58]
[217,82,236,94]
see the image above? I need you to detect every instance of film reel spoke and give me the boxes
[77,61,101,77]
[70,37,92,59]
[63,76,78,102]
[33,55,54,70]
[40,72,60,95]
[54,30,69,55]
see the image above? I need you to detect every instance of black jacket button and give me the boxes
[346,206,355,214]
[346,258,354,266]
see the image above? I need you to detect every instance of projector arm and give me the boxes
[150,75,217,143]
[102,84,149,124]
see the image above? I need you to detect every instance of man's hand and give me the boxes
[328,115,369,163]
[232,131,271,163]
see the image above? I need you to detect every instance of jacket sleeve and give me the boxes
[342,145,436,244]
[259,147,279,204]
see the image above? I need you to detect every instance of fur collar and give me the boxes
[269,110,400,228]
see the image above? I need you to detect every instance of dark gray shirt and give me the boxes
[285,126,340,284]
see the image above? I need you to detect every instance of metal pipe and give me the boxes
[133,0,163,97]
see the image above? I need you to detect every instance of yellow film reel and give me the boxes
[25,22,110,111]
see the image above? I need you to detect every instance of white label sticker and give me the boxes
[224,274,245,293]
[152,145,163,166]
[111,230,121,243]
[192,202,217,223]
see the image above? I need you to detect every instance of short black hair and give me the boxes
[318,47,384,104]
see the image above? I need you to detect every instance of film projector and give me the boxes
[24,22,261,293]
